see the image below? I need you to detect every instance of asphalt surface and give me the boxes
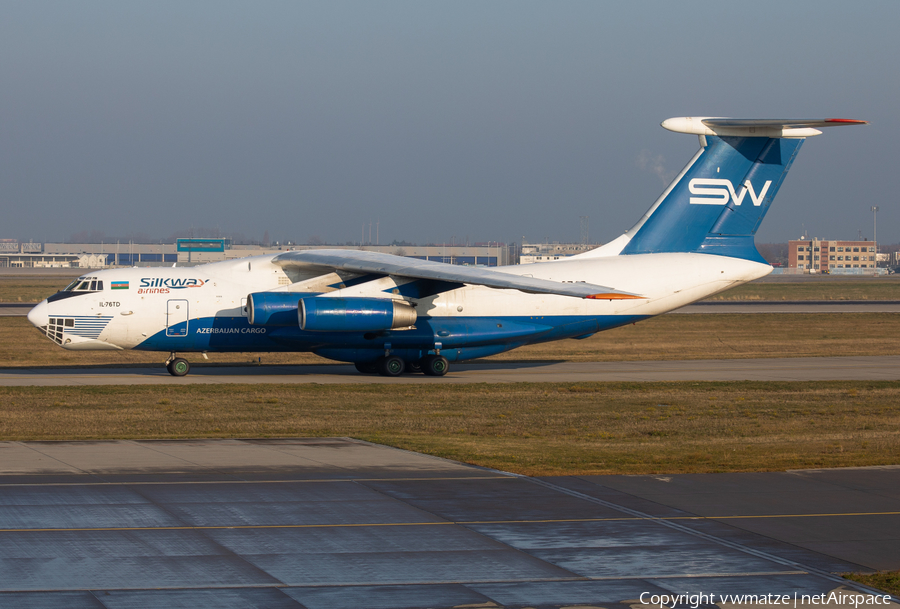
[3,355,899,386]
[0,438,895,608]
[0,303,34,316]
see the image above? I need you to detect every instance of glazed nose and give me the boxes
[27,300,49,329]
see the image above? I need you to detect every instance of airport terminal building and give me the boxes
[0,239,516,268]
[788,238,877,273]
[519,242,596,264]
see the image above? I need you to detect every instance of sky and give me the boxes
[1,1,897,246]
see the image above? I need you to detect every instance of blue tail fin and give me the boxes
[621,135,803,263]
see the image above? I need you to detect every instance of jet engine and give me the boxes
[246,292,300,326]
[299,297,417,332]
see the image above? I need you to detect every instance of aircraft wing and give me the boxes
[272,249,642,300]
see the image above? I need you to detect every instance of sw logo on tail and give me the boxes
[689,179,772,206]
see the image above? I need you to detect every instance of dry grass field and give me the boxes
[1,381,898,476]
[0,276,77,303]
[706,279,900,301]
[844,572,900,596]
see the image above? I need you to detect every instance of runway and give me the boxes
[0,438,895,608]
[0,303,33,316]
[3,355,900,386]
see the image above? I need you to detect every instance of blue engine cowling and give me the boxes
[247,292,301,326]
[300,297,417,332]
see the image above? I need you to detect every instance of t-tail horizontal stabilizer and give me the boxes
[615,117,867,263]
[662,117,868,138]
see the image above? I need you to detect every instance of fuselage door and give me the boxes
[166,300,189,337]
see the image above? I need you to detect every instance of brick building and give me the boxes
[789,239,877,272]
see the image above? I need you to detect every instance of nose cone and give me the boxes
[27,300,49,329]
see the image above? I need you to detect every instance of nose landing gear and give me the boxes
[165,353,191,377]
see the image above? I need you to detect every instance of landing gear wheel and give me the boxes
[406,360,423,374]
[354,361,378,374]
[378,355,405,377]
[422,355,449,377]
[168,357,190,377]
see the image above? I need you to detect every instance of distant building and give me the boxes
[0,241,513,268]
[519,242,597,264]
[0,241,84,268]
[788,239,877,273]
[42,242,177,267]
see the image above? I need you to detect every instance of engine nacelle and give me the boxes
[247,292,300,326]
[299,297,417,332]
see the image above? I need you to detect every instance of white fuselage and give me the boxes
[28,252,770,359]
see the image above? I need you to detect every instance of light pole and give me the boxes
[871,206,879,266]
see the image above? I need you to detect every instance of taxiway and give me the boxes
[2,355,899,386]
[0,438,895,608]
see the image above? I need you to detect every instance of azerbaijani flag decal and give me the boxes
[111,281,129,290]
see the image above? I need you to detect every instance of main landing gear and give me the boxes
[355,354,449,377]
[165,353,190,377]
[421,354,449,376]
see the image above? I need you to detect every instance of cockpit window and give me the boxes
[62,277,102,292]
[49,276,106,303]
